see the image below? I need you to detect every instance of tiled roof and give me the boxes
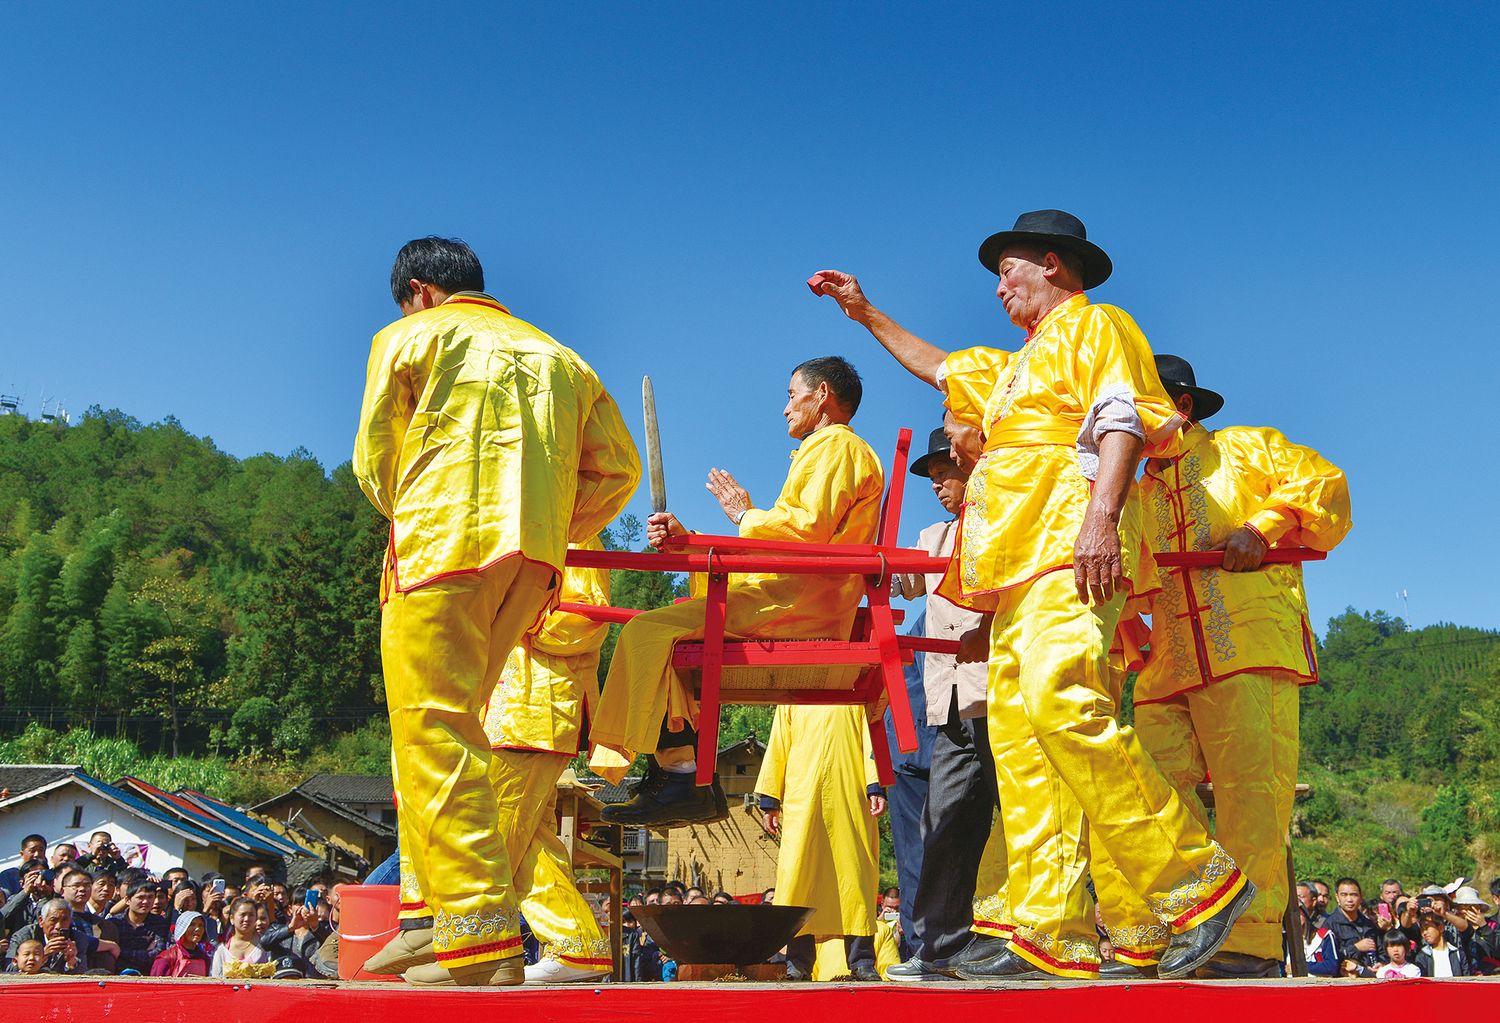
[283,788,396,839]
[576,774,640,805]
[0,765,77,800]
[71,773,223,847]
[114,774,289,858]
[175,788,318,857]
[295,774,394,804]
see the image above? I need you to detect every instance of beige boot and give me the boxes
[364,926,435,975]
[445,956,525,987]
[401,962,454,986]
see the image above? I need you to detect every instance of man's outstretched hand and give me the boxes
[808,269,872,322]
[646,512,689,550]
[706,468,752,525]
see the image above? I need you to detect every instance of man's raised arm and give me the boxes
[810,270,948,388]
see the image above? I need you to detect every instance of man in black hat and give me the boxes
[811,211,1254,982]
[884,415,1003,981]
[1091,353,1351,978]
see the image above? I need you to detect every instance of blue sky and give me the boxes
[1,4,1495,632]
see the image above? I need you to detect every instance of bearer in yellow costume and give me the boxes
[1092,354,1351,979]
[756,703,887,981]
[812,210,1254,981]
[590,356,884,828]
[482,535,614,985]
[353,237,639,986]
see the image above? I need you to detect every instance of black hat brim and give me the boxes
[977,231,1113,290]
[910,451,944,477]
[1176,385,1225,421]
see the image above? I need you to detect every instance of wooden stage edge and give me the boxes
[1,975,1494,1022]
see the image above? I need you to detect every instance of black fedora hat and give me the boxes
[1154,354,1224,421]
[977,210,1112,290]
[909,427,953,477]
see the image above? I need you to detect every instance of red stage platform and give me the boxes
[0,975,1492,1022]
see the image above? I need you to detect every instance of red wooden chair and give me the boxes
[563,428,957,786]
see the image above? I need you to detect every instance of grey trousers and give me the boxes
[909,701,997,961]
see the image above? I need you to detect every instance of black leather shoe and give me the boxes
[850,963,881,982]
[884,956,957,982]
[1155,880,1258,980]
[1098,958,1155,979]
[949,933,1009,971]
[1193,951,1281,979]
[600,763,728,827]
[954,948,1049,982]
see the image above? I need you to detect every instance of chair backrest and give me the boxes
[874,428,913,548]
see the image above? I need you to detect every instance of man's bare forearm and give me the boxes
[856,307,948,388]
[1089,431,1146,520]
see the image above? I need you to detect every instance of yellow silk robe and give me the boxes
[482,537,611,755]
[1135,425,1353,704]
[756,703,881,939]
[588,423,884,776]
[938,293,1184,611]
[353,292,640,594]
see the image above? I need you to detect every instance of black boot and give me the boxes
[1193,950,1282,979]
[953,947,1049,982]
[1098,958,1156,979]
[600,760,728,827]
[948,932,1009,972]
[1155,881,1258,980]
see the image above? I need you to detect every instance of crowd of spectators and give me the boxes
[1296,876,1500,978]
[1,831,339,979]
[9,827,1499,984]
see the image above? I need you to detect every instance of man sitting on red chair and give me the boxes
[590,356,885,828]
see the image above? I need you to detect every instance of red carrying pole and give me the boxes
[1155,548,1325,567]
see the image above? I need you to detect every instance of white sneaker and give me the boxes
[523,958,612,985]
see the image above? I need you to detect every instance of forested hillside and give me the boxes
[1,409,1496,883]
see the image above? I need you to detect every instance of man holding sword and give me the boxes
[591,356,885,828]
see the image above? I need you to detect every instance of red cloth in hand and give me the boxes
[806,272,837,296]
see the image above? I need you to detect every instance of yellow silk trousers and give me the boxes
[588,582,858,780]
[1094,673,1298,962]
[381,556,555,968]
[490,750,611,969]
[979,570,1245,978]
[970,810,1012,939]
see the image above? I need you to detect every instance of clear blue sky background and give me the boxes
[2,4,1495,632]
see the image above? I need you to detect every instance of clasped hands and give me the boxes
[645,468,753,549]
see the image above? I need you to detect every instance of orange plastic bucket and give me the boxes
[336,884,403,982]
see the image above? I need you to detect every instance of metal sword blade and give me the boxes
[643,375,667,514]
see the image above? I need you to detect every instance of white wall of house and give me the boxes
[0,782,202,876]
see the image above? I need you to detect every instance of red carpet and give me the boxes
[0,975,1492,1022]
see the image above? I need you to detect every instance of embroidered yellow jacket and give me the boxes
[1134,424,1352,704]
[939,293,1184,610]
[483,536,610,756]
[354,292,640,594]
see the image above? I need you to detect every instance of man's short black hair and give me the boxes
[1335,877,1361,893]
[390,236,485,306]
[21,834,46,849]
[793,356,863,416]
[89,868,117,883]
[126,880,156,899]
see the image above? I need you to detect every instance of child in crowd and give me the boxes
[151,911,211,977]
[6,938,46,975]
[211,898,273,979]
[1376,931,1420,979]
